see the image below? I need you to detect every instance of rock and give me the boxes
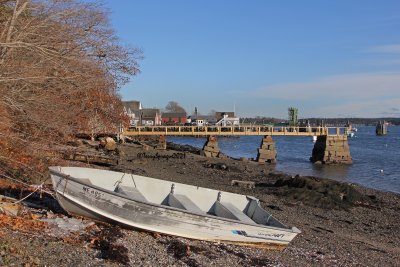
[272,176,370,210]
[203,163,229,171]
[231,180,255,189]
[99,137,116,150]
[218,153,228,159]
[218,163,228,170]
[82,140,100,148]
[67,139,84,147]
[142,143,153,151]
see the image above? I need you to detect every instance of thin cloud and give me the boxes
[368,44,400,53]
[315,98,400,118]
[381,107,400,117]
[254,72,400,100]
[368,59,400,66]
[252,72,400,117]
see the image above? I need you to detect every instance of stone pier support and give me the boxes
[156,135,167,150]
[201,136,220,158]
[256,135,276,163]
[311,135,352,164]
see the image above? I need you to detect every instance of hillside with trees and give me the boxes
[241,117,400,126]
[0,0,142,181]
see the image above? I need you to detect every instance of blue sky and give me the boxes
[105,1,400,118]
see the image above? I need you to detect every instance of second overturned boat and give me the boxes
[49,166,300,249]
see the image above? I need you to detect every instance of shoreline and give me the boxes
[167,135,400,195]
[0,141,399,266]
[115,142,400,266]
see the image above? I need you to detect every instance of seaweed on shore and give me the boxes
[261,176,374,210]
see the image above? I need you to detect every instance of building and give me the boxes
[288,107,298,126]
[122,100,161,126]
[140,108,162,126]
[161,112,187,125]
[215,112,235,121]
[194,119,205,126]
[122,100,142,126]
[214,111,239,126]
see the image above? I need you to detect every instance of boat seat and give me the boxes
[214,201,254,224]
[168,193,204,214]
[114,185,147,203]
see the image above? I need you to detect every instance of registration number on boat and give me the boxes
[82,186,104,198]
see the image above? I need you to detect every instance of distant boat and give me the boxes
[49,167,300,250]
[347,132,355,138]
[376,121,388,136]
[344,124,357,138]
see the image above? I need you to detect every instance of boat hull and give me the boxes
[50,168,299,249]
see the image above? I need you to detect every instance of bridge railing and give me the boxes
[123,125,349,136]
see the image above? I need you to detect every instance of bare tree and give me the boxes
[0,0,142,181]
[208,109,217,116]
[165,101,186,113]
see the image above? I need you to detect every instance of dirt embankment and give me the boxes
[0,141,399,266]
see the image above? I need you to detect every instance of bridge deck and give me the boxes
[123,125,349,137]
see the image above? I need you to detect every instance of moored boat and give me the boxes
[376,121,388,136]
[49,166,300,249]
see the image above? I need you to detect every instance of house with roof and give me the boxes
[123,100,142,126]
[122,100,161,126]
[189,115,216,126]
[214,111,239,126]
[140,108,161,126]
[161,112,187,125]
[215,112,235,121]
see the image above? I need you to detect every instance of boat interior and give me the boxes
[52,167,288,229]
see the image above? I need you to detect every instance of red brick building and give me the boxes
[161,112,187,125]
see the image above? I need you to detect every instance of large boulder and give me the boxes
[100,137,117,151]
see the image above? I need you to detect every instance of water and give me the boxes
[168,126,400,194]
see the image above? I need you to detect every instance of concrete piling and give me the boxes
[311,135,352,164]
[256,135,276,163]
[201,136,220,158]
[157,135,167,150]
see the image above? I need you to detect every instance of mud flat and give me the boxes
[0,141,399,266]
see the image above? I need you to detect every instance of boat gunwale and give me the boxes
[49,168,299,233]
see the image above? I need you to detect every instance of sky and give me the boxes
[104,0,400,118]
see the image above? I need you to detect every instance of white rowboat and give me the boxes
[49,166,300,249]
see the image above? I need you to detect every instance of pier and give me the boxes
[123,125,347,137]
[122,125,352,164]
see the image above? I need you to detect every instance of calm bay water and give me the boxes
[168,126,400,194]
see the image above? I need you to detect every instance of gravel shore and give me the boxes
[1,141,399,266]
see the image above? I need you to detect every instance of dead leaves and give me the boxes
[0,214,48,232]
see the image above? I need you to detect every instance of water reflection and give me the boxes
[311,164,351,182]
